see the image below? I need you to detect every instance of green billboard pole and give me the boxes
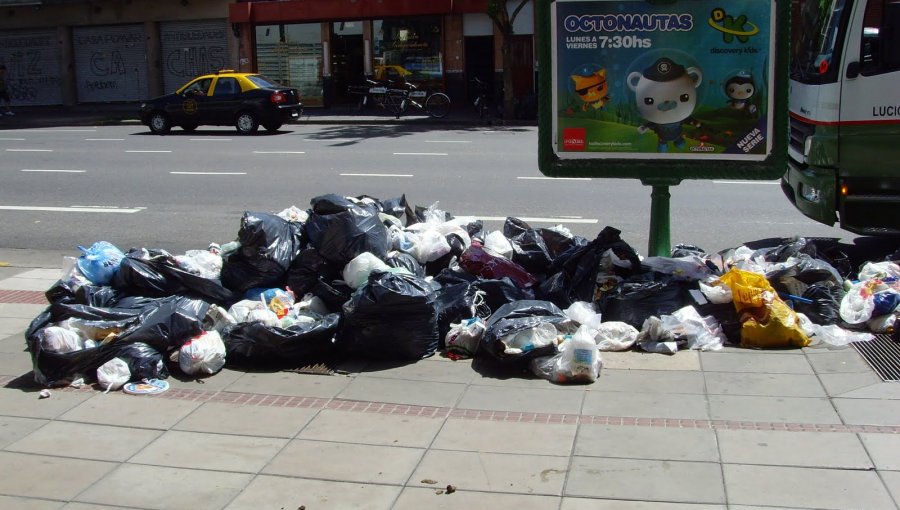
[537,0,790,256]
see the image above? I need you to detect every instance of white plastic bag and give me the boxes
[867,313,897,334]
[699,280,733,304]
[174,250,223,279]
[276,205,309,223]
[97,357,130,393]
[228,299,278,326]
[799,313,873,348]
[593,321,639,351]
[858,261,900,282]
[343,252,391,289]
[840,281,877,324]
[641,255,714,280]
[483,231,513,259]
[662,306,726,351]
[295,293,330,316]
[501,322,558,355]
[179,331,226,375]
[564,301,601,327]
[530,327,601,384]
[445,317,487,357]
[38,326,84,353]
[636,316,678,354]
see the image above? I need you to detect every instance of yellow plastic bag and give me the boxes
[718,268,810,349]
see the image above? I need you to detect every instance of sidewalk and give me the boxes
[0,102,526,130]
[1,249,899,509]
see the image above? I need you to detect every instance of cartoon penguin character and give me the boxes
[725,72,758,115]
[571,68,611,111]
[627,57,703,152]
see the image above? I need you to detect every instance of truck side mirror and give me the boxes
[846,61,860,79]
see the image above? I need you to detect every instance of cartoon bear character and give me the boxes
[725,72,758,115]
[627,57,703,152]
[571,68,611,111]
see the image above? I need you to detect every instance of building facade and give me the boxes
[0,0,535,108]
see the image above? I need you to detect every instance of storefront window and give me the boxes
[255,23,324,106]
[373,17,443,91]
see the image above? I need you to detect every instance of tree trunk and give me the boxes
[500,40,515,120]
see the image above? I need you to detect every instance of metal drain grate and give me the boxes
[851,334,900,382]
[284,362,337,376]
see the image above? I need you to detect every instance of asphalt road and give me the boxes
[0,123,890,262]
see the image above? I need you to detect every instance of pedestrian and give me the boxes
[0,65,13,116]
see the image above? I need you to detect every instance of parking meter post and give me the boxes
[642,178,679,257]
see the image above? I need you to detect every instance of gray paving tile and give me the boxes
[704,372,826,397]
[224,475,400,510]
[881,471,900,507]
[0,276,57,291]
[833,398,900,426]
[723,464,895,509]
[263,439,424,484]
[0,303,47,319]
[174,401,318,438]
[410,450,568,496]
[59,392,201,429]
[708,395,842,424]
[602,350,700,371]
[165,367,244,391]
[561,498,725,509]
[0,495,63,510]
[0,451,115,500]
[566,457,725,504]
[0,387,93,419]
[6,268,64,281]
[859,433,900,470]
[835,381,900,400]
[6,421,161,462]
[458,384,584,415]
[358,358,477,384]
[0,416,47,448]
[700,351,813,374]
[0,318,30,338]
[0,334,28,354]
[62,504,134,510]
[223,371,352,398]
[806,350,873,374]
[298,408,443,448]
[0,352,37,376]
[433,419,576,456]
[129,430,286,472]
[338,377,466,408]
[717,429,872,469]
[582,391,710,420]
[395,487,560,509]
[818,372,883,397]
[76,463,251,510]
[590,369,706,394]
[575,424,719,462]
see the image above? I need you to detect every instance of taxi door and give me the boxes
[209,77,243,125]
[172,77,214,126]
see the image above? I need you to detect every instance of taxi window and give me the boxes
[183,78,212,96]
[246,75,281,88]
[213,77,240,96]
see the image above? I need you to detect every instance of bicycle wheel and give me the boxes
[385,90,406,116]
[425,93,451,118]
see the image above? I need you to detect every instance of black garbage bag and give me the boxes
[541,226,642,308]
[481,300,566,364]
[599,275,694,330]
[286,248,340,296]
[434,269,533,335]
[221,212,304,294]
[116,342,168,381]
[377,194,408,221]
[503,218,554,276]
[305,194,390,265]
[113,250,236,305]
[385,251,425,277]
[116,296,209,353]
[795,283,845,325]
[337,271,440,360]
[671,244,707,258]
[222,313,340,364]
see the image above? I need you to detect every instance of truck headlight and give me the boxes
[801,183,821,203]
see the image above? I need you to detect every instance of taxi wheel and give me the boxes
[263,123,282,132]
[235,111,259,135]
[148,112,171,135]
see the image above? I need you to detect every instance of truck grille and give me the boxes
[789,115,815,154]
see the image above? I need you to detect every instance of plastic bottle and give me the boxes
[566,326,599,380]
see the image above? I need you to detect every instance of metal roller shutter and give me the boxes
[160,19,228,94]
[0,28,62,106]
[73,24,148,102]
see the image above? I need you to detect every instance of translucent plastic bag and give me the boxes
[179,331,226,375]
[76,241,125,286]
[840,281,878,325]
[97,357,130,393]
[174,250,223,280]
[564,301,601,327]
[484,231,513,259]
[343,252,391,289]
[38,326,85,354]
[445,317,487,358]
[530,326,601,384]
[594,321,638,351]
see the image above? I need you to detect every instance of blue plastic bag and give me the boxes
[76,241,125,286]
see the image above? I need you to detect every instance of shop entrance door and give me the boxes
[465,35,494,102]
[331,22,365,105]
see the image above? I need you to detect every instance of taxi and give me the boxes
[139,70,303,135]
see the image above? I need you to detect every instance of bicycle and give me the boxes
[395,82,451,119]
[348,78,408,116]
[470,76,500,120]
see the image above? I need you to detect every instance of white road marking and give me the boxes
[0,138,26,141]
[21,169,85,173]
[6,149,52,152]
[86,138,124,141]
[0,205,142,213]
[476,216,598,224]
[190,138,232,141]
[424,140,472,143]
[393,152,448,156]
[517,176,592,181]
[712,180,780,185]
[17,129,97,132]
[301,138,355,142]
[253,151,306,154]
[170,171,246,175]
[126,150,172,153]
[340,173,414,177]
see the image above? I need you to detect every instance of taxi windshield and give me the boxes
[792,0,851,83]
[247,75,283,89]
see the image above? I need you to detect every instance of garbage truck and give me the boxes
[781,0,900,235]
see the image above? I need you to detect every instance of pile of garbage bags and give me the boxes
[24,193,900,389]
